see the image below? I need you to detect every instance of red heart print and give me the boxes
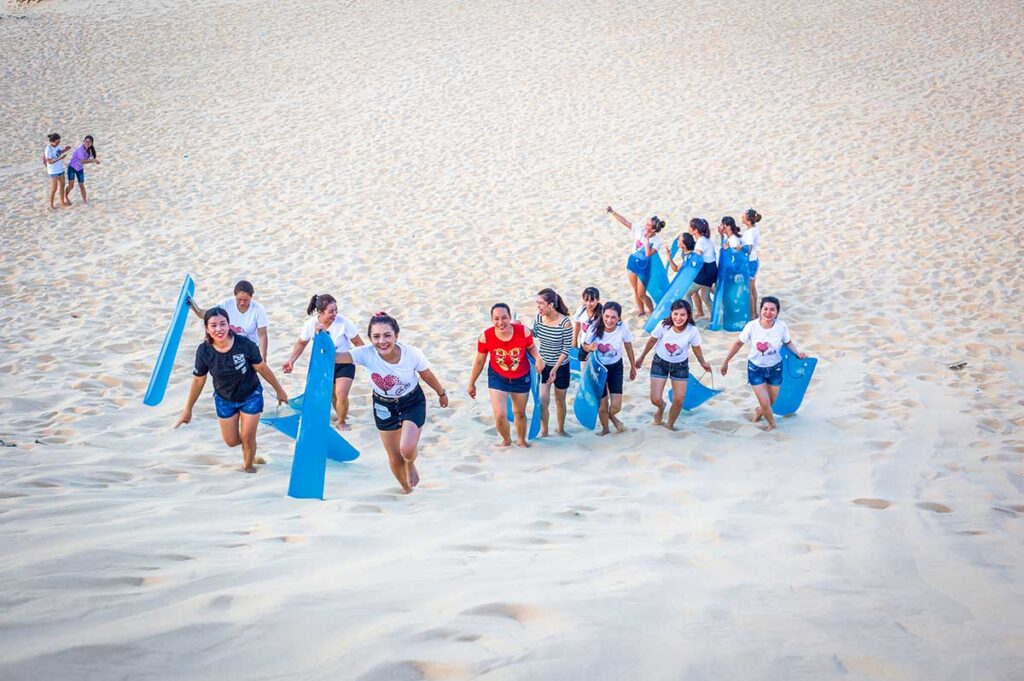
[664,343,680,355]
[597,343,612,354]
[230,324,244,334]
[371,373,398,391]
[756,342,770,353]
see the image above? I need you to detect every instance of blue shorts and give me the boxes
[748,260,759,278]
[651,356,689,381]
[214,384,264,418]
[67,167,85,183]
[747,361,782,387]
[487,365,531,393]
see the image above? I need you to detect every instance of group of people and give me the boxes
[43,133,100,210]
[170,206,808,494]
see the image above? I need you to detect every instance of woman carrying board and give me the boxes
[607,206,665,317]
[581,301,637,435]
[282,293,364,430]
[175,307,289,473]
[334,312,449,494]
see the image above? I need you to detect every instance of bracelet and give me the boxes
[439,389,447,397]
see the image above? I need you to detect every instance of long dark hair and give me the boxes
[721,216,740,236]
[368,311,400,336]
[83,135,97,159]
[203,306,232,344]
[307,293,336,316]
[592,301,622,340]
[537,288,569,316]
[745,208,762,225]
[661,299,694,328]
[690,218,711,239]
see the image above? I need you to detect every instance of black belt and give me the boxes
[372,385,422,404]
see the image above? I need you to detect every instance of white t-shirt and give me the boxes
[696,236,717,263]
[218,297,268,346]
[630,223,664,253]
[45,145,65,175]
[650,323,702,363]
[585,322,634,366]
[725,235,741,250]
[300,315,358,354]
[350,343,429,397]
[574,306,598,342]
[742,226,761,262]
[739,319,790,368]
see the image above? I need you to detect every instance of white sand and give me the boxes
[1,0,1023,678]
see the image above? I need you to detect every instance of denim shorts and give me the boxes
[214,384,264,418]
[747,361,782,387]
[487,365,531,393]
[67,167,85,183]
[748,260,759,278]
[651,356,689,381]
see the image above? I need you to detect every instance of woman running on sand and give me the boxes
[635,299,712,431]
[63,135,100,205]
[742,208,764,319]
[686,218,717,319]
[281,294,364,430]
[533,288,573,437]
[43,133,71,210]
[581,301,637,435]
[174,307,288,473]
[720,296,807,431]
[468,303,544,448]
[572,287,602,362]
[719,216,742,251]
[189,280,270,360]
[335,312,448,493]
[607,206,665,317]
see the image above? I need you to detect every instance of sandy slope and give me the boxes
[1,0,1022,678]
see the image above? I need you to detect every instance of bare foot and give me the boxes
[752,407,763,423]
[493,439,512,448]
[242,465,257,473]
[255,456,267,465]
[400,485,413,494]
[760,420,777,431]
[408,462,420,488]
[597,426,610,436]
[662,421,678,432]
[339,422,352,431]
[539,429,549,438]
[653,404,665,425]
[610,416,626,433]
[515,439,531,448]
[556,429,572,438]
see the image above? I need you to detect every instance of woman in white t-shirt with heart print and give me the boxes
[636,299,712,431]
[607,206,666,317]
[189,280,270,360]
[581,301,637,436]
[720,296,807,430]
[742,208,763,320]
[334,313,449,494]
[282,294,364,430]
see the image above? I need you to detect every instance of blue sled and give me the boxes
[569,347,581,378]
[505,355,542,440]
[709,248,751,332]
[627,248,670,308]
[287,332,336,500]
[573,353,608,431]
[645,253,702,334]
[667,372,722,411]
[772,347,818,416]
[261,396,359,463]
[143,274,195,406]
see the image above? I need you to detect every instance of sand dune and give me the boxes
[1,0,1022,678]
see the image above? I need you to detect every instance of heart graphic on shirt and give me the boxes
[597,343,612,354]
[756,342,770,353]
[371,373,398,391]
[664,343,680,355]
[230,324,244,335]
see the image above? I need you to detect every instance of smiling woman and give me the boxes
[188,280,270,359]
[174,307,289,472]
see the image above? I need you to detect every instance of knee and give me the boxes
[223,435,241,448]
[512,408,527,419]
[399,444,417,462]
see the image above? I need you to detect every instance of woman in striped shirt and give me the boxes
[533,288,574,437]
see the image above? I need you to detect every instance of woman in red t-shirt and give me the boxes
[468,303,545,448]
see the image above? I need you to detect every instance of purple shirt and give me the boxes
[69,145,90,171]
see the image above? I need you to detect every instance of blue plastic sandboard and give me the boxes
[261,394,359,463]
[709,248,751,332]
[143,274,195,406]
[573,353,608,431]
[644,254,702,334]
[569,347,581,377]
[505,355,543,440]
[772,347,818,416]
[287,332,335,499]
[627,248,670,307]
[666,373,722,411]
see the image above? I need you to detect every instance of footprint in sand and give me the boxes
[357,660,471,681]
[461,601,545,624]
[853,498,891,510]
[917,502,953,513]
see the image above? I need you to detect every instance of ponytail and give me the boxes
[745,208,762,224]
[368,311,400,336]
[690,218,710,239]
[307,293,337,316]
[537,288,569,316]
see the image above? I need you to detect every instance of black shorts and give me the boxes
[334,363,356,380]
[541,363,571,390]
[695,261,718,287]
[601,359,624,397]
[372,385,426,431]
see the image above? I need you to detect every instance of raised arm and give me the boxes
[174,374,207,428]
[187,297,208,320]
[607,206,632,229]
[418,368,449,407]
